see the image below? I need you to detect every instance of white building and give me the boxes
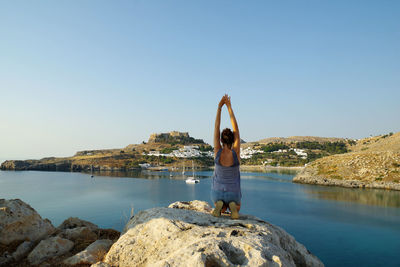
[145,145,211,158]
[240,147,264,159]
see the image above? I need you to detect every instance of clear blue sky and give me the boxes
[1,1,399,159]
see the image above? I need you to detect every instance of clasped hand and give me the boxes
[218,94,231,109]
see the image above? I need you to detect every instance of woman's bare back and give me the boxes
[219,148,235,167]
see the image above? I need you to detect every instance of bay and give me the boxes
[0,170,399,267]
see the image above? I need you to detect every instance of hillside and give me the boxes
[293,132,400,190]
[1,133,359,172]
[0,132,213,172]
[243,136,347,147]
[241,136,353,167]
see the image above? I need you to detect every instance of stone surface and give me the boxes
[168,200,213,212]
[62,226,98,241]
[58,217,98,231]
[12,241,34,261]
[104,200,323,267]
[27,236,74,265]
[64,239,113,265]
[91,261,111,267]
[0,199,55,245]
[0,252,12,266]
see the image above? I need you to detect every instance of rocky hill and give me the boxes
[148,131,204,144]
[0,131,211,172]
[0,199,323,266]
[243,136,348,148]
[293,132,400,190]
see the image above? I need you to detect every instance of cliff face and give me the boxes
[293,132,400,190]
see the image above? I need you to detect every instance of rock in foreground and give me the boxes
[0,199,55,245]
[103,201,323,267]
[0,199,120,266]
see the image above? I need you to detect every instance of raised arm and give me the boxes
[214,95,226,156]
[226,96,240,159]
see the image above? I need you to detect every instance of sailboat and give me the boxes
[185,161,199,184]
[90,165,94,178]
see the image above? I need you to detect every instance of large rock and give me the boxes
[12,241,35,261]
[62,226,98,241]
[0,199,55,245]
[58,217,98,231]
[103,200,323,267]
[27,236,74,265]
[64,239,113,265]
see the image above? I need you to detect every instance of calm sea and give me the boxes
[0,170,399,267]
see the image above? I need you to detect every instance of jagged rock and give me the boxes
[104,200,323,267]
[27,236,74,265]
[64,239,113,265]
[91,262,111,267]
[12,241,34,261]
[61,226,98,241]
[0,199,55,245]
[58,217,98,231]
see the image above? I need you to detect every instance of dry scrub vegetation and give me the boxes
[307,132,400,183]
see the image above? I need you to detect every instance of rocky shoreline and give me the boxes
[293,168,400,191]
[240,165,304,172]
[1,199,324,267]
[0,160,140,172]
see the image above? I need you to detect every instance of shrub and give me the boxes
[261,143,289,152]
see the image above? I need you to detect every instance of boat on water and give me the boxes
[185,161,199,184]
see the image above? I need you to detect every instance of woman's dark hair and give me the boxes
[221,128,234,148]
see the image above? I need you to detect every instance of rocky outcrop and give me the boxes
[63,239,113,265]
[1,199,322,267]
[0,199,120,266]
[58,217,99,231]
[60,226,98,242]
[0,199,55,245]
[103,201,323,267]
[293,132,400,190]
[0,160,36,170]
[294,152,400,191]
[27,236,74,265]
[12,241,34,261]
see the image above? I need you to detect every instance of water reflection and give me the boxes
[84,170,213,180]
[301,185,400,208]
[258,168,300,176]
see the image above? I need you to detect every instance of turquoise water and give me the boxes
[1,170,399,267]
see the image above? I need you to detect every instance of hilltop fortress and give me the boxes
[148,131,189,143]
[148,131,204,144]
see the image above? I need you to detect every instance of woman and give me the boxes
[211,94,241,219]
